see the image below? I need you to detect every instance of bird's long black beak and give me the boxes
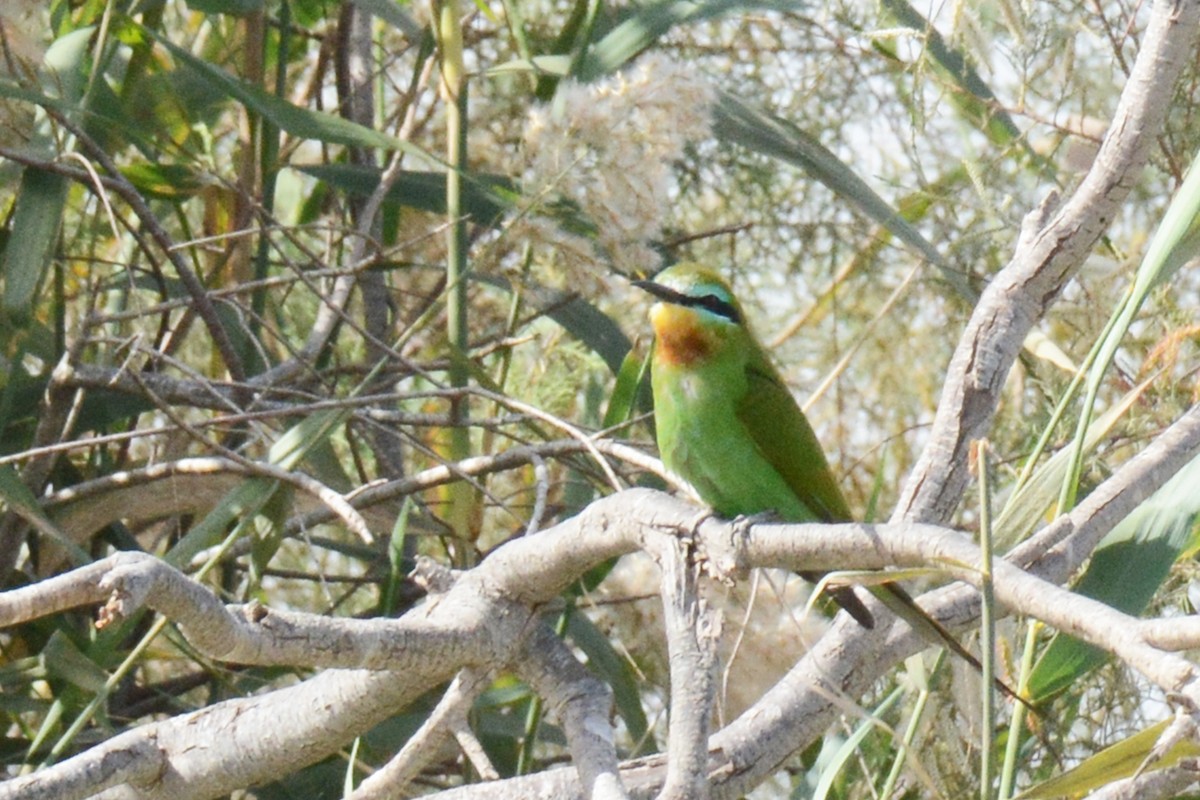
[632,279,686,305]
[632,279,742,324]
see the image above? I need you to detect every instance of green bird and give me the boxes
[633,262,995,675]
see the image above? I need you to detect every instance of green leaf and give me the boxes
[43,27,95,104]
[250,484,294,587]
[167,408,352,567]
[0,79,66,111]
[3,168,69,324]
[0,368,153,458]
[813,687,904,800]
[295,164,513,225]
[1135,150,1200,293]
[877,0,1030,155]
[472,273,632,375]
[993,377,1152,552]
[382,497,415,615]
[42,631,109,694]
[575,0,800,80]
[268,408,352,471]
[1014,719,1200,798]
[185,0,264,15]
[165,477,281,568]
[543,295,632,375]
[120,163,211,200]
[711,93,975,302]
[0,466,90,567]
[142,26,437,161]
[1027,452,1200,702]
[1059,148,1200,511]
[602,346,652,429]
[488,55,573,78]
[350,0,424,37]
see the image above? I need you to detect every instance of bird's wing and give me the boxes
[736,356,853,523]
[737,352,1031,705]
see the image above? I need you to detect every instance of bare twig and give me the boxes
[38,109,248,383]
[352,669,493,799]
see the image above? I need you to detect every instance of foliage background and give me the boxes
[1,0,1199,796]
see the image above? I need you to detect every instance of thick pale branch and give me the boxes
[0,733,165,800]
[518,624,628,800]
[351,669,493,799]
[741,519,1198,699]
[0,667,444,800]
[894,0,1200,524]
[5,451,1198,799]
[0,559,117,626]
[0,552,486,670]
[0,561,533,799]
[654,535,718,800]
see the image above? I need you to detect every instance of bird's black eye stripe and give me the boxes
[633,280,742,323]
[692,293,741,324]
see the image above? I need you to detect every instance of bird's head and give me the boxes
[632,263,748,366]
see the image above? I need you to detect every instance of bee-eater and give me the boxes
[634,262,992,674]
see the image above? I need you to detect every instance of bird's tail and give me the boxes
[870,581,1032,711]
[799,570,875,628]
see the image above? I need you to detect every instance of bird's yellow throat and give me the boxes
[649,302,719,366]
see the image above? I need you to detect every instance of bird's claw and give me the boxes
[731,511,779,538]
[684,508,715,540]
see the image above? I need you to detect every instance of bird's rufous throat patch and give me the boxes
[649,303,717,366]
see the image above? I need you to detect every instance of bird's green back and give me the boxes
[736,349,852,523]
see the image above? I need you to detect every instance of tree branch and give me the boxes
[7,451,1199,798]
[518,624,629,800]
[654,533,718,800]
[351,668,494,798]
[893,0,1200,524]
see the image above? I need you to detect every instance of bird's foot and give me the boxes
[667,508,714,562]
[704,511,777,585]
[730,510,779,538]
[672,508,728,584]
[684,508,715,539]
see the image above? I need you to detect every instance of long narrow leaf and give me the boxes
[1060,151,1200,511]
[1027,451,1200,701]
[140,25,436,162]
[296,164,513,225]
[0,466,91,567]
[566,611,652,755]
[2,168,68,323]
[712,93,974,301]
[575,0,800,80]
[166,408,352,567]
[1014,719,1200,799]
[878,0,1030,155]
[992,377,1152,552]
